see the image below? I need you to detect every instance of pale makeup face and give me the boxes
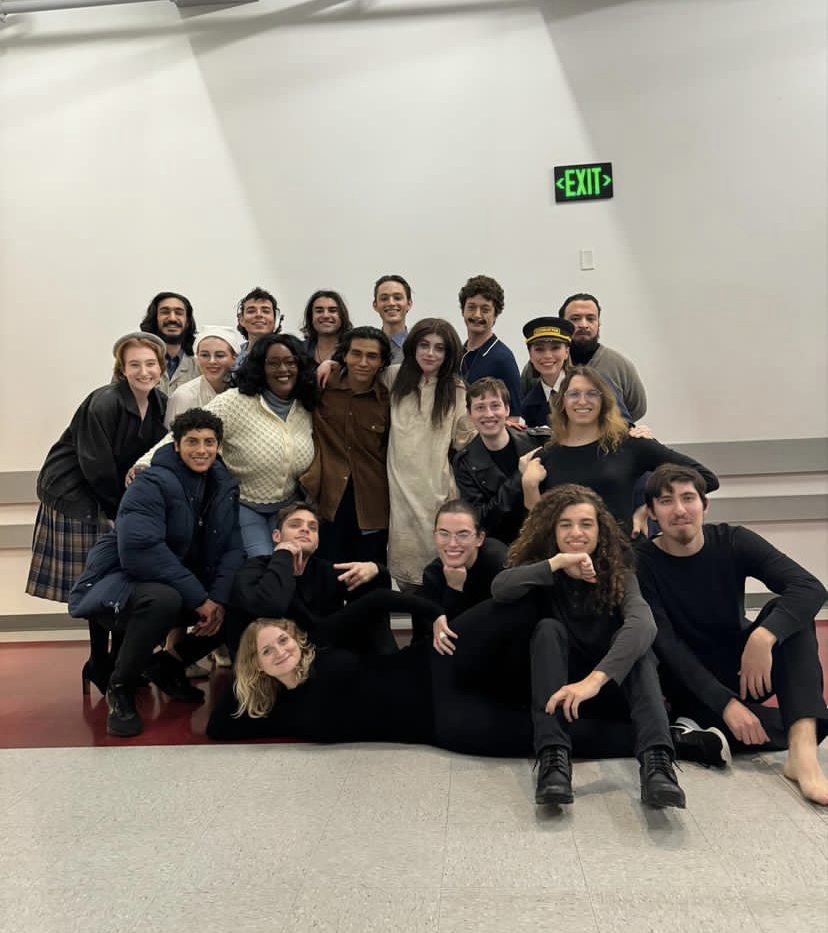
[156,298,188,340]
[264,343,299,398]
[373,280,411,329]
[256,625,301,681]
[555,502,599,556]
[528,339,569,386]
[174,429,220,474]
[563,300,600,347]
[273,509,320,557]
[239,300,277,339]
[434,512,484,569]
[196,337,236,388]
[311,298,342,337]
[122,345,162,395]
[344,338,383,389]
[462,295,497,342]
[468,392,508,440]
[562,375,602,428]
[415,333,447,377]
[648,481,707,548]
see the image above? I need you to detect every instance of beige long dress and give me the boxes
[387,376,475,586]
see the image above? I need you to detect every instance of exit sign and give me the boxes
[554,162,613,203]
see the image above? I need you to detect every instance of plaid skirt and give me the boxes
[26,503,110,604]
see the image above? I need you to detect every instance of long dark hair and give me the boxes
[234,333,319,411]
[301,290,352,339]
[507,484,630,612]
[140,291,197,355]
[391,318,463,428]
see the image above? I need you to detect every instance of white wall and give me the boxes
[1,0,826,471]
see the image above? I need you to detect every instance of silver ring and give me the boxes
[438,631,447,641]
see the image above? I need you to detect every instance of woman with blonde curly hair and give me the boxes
[491,484,687,810]
[521,365,718,535]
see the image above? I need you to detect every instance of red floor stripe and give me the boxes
[1,622,826,750]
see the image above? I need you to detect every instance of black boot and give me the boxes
[144,651,205,703]
[640,747,686,809]
[106,684,143,737]
[535,746,574,805]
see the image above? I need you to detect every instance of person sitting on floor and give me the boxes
[414,499,507,646]
[222,502,398,659]
[636,463,828,804]
[491,483,688,810]
[68,408,244,738]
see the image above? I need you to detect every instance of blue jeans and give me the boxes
[238,504,280,558]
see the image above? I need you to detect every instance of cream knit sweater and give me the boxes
[135,389,314,507]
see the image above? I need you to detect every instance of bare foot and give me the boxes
[783,754,828,805]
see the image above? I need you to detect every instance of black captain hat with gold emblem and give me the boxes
[522,316,575,346]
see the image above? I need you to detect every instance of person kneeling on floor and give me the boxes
[69,408,244,737]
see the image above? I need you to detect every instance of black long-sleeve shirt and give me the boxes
[491,561,656,684]
[421,538,508,621]
[537,436,718,533]
[635,523,827,715]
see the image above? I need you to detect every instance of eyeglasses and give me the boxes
[266,357,298,370]
[434,530,475,543]
[564,389,601,402]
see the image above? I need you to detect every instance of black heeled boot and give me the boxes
[82,620,115,696]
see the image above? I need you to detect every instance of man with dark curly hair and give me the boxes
[139,291,200,395]
[457,274,523,421]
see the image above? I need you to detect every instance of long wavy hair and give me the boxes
[301,290,352,339]
[549,365,628,454]
[139,291,197,355]
[507,484,630,612]
[233,333,319,411]
[233,618,316,719]
[391,318,464,428]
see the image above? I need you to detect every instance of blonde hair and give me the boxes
[549,365,628,454]
[113,336,165,381]
[233,618,316,719]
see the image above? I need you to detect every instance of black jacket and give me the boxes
[452,427,537,544]
[38,380,167,521]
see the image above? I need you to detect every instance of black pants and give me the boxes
[317,479,388,566]
[663,600,828,751]
[530,617,673,759]
[93,582,218,689]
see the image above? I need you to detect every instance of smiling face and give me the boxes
[468,391,509,445]
[156,297,188,344]
[563,299,600,351]
[462,294,497,342]
[344,338,383,390]
[174,428,220,474]
[239,299,277,341]
[311,297,342,337]
[256,624,301,682]
[555,502,599,556]
[562,374,602,428]
[415,333,447,378]
[529,339,569,387]
[373,280,411,332]
[434,512,484,569]
[196,337,236,389]
[264,343,299,398]
[648,481,707,550]
[273,508,320,557]
[122,345,162,396]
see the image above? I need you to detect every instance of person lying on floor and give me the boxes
[636,463,828,805]
[411,499,507,645]
[69,408,244,738]
[222,502,399,660]
[490,483,689,810]
[207,590,542,758]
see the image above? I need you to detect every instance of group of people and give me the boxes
[25,275,828,811]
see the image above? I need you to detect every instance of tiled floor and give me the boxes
[1,637,827,931]
[2,743,827,932]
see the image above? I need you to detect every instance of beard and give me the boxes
[569,336,600,364]
[160,328,184,346]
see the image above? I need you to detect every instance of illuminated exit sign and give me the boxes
[554,162,613,203]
